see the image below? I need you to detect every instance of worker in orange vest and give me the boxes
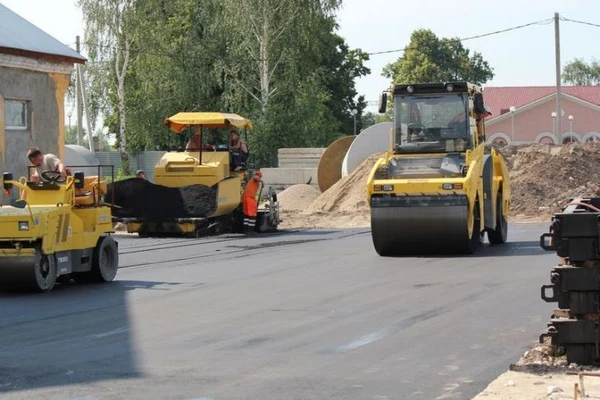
[242,170,262,234]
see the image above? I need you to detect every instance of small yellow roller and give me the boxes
[0,167,118,292]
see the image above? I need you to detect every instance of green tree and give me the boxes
[78,0,136,173]
[218,0,368,164]
[382,29,494,85]
[360,111,393,130]
[65,125,79,145]
[563,57,600,85]
[77,0,370,167]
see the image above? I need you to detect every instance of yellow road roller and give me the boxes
[366,82,510,256]
[114,112,280,237]
[0,166,118,292]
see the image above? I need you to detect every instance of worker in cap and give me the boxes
[242,170,262,234]
[136,170,146,180]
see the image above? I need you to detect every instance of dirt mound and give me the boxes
[277,184,321,211]
[502,143,600,217]
[307,152,385,214]
[280,142,600,229]
[106,178,218,219]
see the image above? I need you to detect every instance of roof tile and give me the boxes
[483,86,600,118]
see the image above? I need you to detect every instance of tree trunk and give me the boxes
[259,6,269,112]
[115,38,131,173]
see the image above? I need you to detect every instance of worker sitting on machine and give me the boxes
[26,147,69,184]
[185,127,216,152]
[185,127,202,151]
[229,130,249,171]
[242,170,262,234]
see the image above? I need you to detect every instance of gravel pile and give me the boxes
[106,178,218,219]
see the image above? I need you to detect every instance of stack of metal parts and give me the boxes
[540,198,600,365]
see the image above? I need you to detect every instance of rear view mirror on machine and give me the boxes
[473,93,485,114]
[378,92,388,114]
[3,172,13,190]
[74,171,85,189]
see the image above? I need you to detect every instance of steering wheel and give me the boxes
[407,122,430,141]
[407,122,425,133]
[41,170,66,184]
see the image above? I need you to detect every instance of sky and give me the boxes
[2,0,600,113]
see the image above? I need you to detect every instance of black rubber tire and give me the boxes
[93,236,119,282]
[466,202,481,254]
[488,192,508,245]
[34,253,57,292]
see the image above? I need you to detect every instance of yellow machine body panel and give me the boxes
[214,175,244,216]
[154,151,231,188]
[366,81,511,256]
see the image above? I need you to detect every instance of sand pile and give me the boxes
[106,178,218,219]
[499,142,600,217]
[277,184,321,211]
[278,153,384,230]
[306,152,385,214]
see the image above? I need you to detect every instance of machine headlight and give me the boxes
[18,221,29,231]
[375,184,394,191]
[442,183,463,190]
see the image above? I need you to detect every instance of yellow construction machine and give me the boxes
[366,82,510,256]
[0,166,119,292]
[115,112,280,237]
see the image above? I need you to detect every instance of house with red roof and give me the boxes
[482,86,600,145]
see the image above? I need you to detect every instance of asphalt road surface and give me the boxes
[0,223,556,400]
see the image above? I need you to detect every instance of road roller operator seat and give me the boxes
[73,175,108,207]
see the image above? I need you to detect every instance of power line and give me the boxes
[561,16,600,29]
[367,17,554,56]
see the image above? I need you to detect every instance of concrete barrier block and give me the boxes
[278,148,325,156]
[261,167,318,186]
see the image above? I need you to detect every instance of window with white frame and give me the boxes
[5,100,28,130]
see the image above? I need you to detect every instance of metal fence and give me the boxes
[95,151,165,182]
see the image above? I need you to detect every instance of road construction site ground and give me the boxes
[0,222,564,400]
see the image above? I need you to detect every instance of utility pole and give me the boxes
[554,12,562,145]
[77,66,95,153]
[75,35,83,146]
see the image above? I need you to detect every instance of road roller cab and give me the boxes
[0,166,119,292]
[367,82,510,256]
